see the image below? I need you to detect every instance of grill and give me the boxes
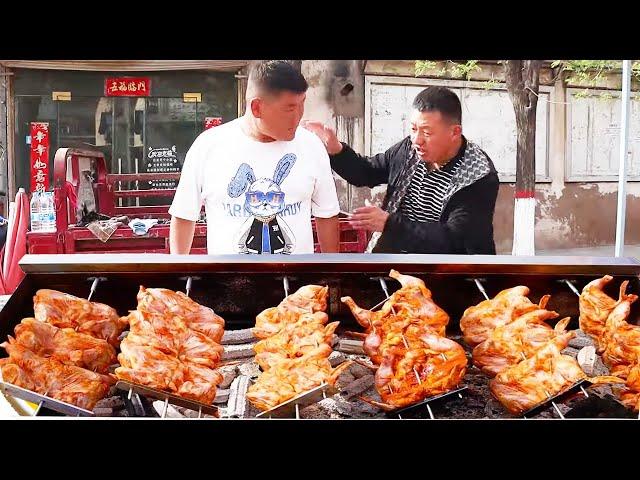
[1,253,639,419]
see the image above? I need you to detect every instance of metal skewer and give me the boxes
[473,278,490,300]
[87,277,100,302]
[562,279,580,297]
[161,397,169,418]
[185,276,193,297]
[78,277,105,331]
[379,278,397,315]
[33,401,44,416]
[426,403,435,419]
[544,389,565,419]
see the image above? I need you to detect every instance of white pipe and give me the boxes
[615,60,632,257]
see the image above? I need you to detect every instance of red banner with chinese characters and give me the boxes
[105,77,150,97]
[204,117,223,130]
[30,122,50,193]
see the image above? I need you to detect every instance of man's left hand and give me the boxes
[348,206,389,233]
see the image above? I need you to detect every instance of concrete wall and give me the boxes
[301,60,640,253]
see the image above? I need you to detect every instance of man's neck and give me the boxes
[241,114,276,143]
[428,137,464,171]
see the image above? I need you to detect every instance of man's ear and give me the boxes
[452,124,462,138]
[250,98,262,118]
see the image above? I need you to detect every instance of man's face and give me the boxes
[253,91,306,141]
[409,109,461,164]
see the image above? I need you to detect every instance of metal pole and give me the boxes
[615,60,632,257]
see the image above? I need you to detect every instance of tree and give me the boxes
[505,60,541,255]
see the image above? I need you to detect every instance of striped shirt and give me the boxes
[400,140,466,223]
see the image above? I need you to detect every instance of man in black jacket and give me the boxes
[304,86,499,254]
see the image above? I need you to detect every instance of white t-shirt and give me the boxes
[169,118,340,255]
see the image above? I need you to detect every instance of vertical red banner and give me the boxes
[204,117,223,130]
[30,122,50,193]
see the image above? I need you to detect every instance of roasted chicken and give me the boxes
[253,312,337,370]
[472,309,568,377]
[489,333,623,415]
[579,275,624,350]
[115,286,224,404]
[114,340,223,405]
[12,318,117,373]
[131,287,225,343]
[253,285,328,339]
[115,341,184,392]
[600,285,640,374]
[362,316,437,365]
[0,340,115,410]
[342,270,449,337]
[362,331,467,410]
[246,344,351,411]
[33,289,127,346]
[618,361,640,412]
[460,286,541,347]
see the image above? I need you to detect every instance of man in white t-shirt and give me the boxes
[169,60,340,255]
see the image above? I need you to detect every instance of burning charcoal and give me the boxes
[348,362,373,379]
[336,339,364,355]
[484,398,507,418]
[221,328,257,345]
[333,394,380,417]
[237,362,261,379]
[226,375,251,418]
[112,409,130,417]
[565,393,635,418]
[217,364,239,389]
[131,393,146,417]
[577,346,596,374]
[328,350,346,367]
[244,400,262,419]
[152,401,184,418]
[93,407,114,416]
[350,397,385,417]
[222,343,257,361]
[301,397,341,419]
[332,370,356,390]
[568,330,595,349]
[214,389,229,404]
[94,397,125,410]
[339,375,375,400]
[174,406,213,418]
[299,403,333,419]
[562,346,580,358]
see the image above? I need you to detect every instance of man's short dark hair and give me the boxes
[248,60,308,96]
[412,86,462,124]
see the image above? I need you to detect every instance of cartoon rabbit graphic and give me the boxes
[227,154,296,254]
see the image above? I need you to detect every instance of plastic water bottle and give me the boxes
[30,191,42,232]
[39,192,56,232]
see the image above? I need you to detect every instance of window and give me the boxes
[566,88,640,181]
[12,69,238,198]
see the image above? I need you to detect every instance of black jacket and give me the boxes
[330,137,499,254]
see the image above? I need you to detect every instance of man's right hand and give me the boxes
[302,121,344,155]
